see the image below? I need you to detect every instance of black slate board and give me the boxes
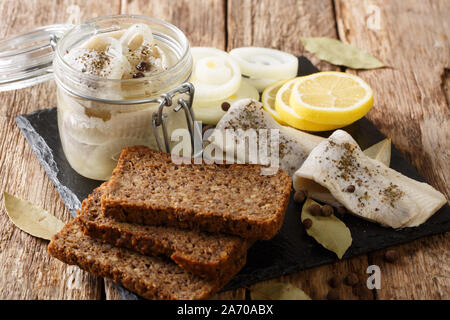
[15,57,449,298]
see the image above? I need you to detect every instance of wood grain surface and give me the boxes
[0,0,448,300]
[0,0,121,299]
[335,0,450,299]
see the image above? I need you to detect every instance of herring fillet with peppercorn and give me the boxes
[294,130,446,228]
[207,99,325,176]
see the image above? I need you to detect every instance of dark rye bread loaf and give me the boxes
[48,218,238,300]
[78,184,251,280]
[101,146,292,240]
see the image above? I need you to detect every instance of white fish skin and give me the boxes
[295,130,446,228]
[208,99,325,176]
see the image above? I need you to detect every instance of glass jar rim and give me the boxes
[53,14,192,105]
[55,14,191,85]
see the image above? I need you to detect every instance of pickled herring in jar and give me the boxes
[52,16,193,180]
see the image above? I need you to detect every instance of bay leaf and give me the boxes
[3,191,65,240]
[250,282,311,300]
[301,36,386,69]
[363,138,391,167]
[301,198,352,259]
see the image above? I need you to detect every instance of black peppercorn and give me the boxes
[132,72,145,78]
[136,61,151,72]
[221,102,231,112]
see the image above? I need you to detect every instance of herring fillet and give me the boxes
[295,130,446,228]
[294,138,392,207]
[208,99,325,176]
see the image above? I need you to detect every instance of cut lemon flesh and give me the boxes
[275,78,342,131]
[261,79,289,125]
[289,72,373,125]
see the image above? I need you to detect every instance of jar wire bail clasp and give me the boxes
[152,82,200,155]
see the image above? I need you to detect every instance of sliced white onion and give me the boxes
[229,47,298,80]
[119,23,154,52]
[190,47,241,103]
[242,77,279,93]
[193,80,259,124]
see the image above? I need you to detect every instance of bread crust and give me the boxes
[48,219,237,300]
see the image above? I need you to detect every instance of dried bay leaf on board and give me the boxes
[301,198,352,259]
[301,37,386,69]
[363,138,391,167]
[3,191,65,240]
[250,282,311,300]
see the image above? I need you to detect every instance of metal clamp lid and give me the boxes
[152,82,200,154]
[0,24,71,92]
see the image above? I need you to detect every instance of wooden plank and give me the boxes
[227,0,339,71]
[227,0,374,300]
[106,0,243,300]
[122,0,226,47]
[0,0,121,299]
[335,0,450,299]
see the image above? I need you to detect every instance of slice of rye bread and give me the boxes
[48,218,241,300]
[101,146,292,240]
[78,184,251,280]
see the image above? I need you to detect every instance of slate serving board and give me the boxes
[15,57,449,298]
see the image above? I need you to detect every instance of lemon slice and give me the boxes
[289,72,373,125]
[261,79,289,125]
[275,78,342,131]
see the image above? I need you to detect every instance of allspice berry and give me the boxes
[321,205,334,217]
[293,190,306,203]
[344,273,359,286]
[308,203,322,216]
[336,206,347,216]
[303,218,313,229]
[384,249,399,263]
[326,288,340,300]
[328,276,341,288]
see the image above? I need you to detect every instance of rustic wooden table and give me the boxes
[0,0,448,300]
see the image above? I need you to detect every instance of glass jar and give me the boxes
[0,15,193,180]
